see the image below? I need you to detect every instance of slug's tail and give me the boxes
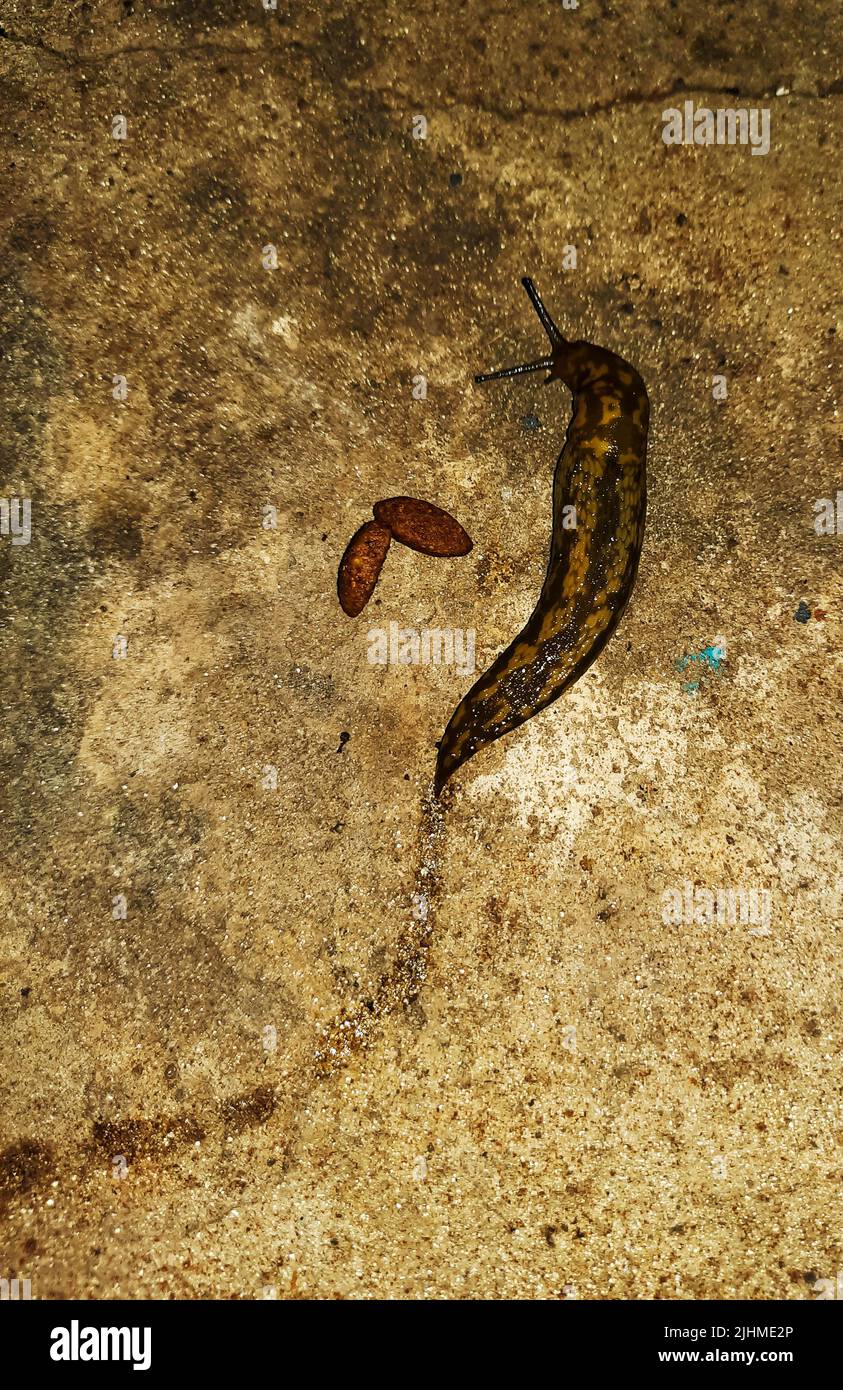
[434,709,477,796]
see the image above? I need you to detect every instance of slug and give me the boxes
[434,277,649,795]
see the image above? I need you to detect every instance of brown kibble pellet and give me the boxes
[372,497,473,557]
[337,520,392,617]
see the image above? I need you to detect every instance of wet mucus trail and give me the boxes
[315,788,445,1076]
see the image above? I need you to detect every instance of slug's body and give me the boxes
[434,278,649,795]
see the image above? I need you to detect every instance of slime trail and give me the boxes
[314,789,446,1077]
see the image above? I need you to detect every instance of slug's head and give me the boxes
[475,276,586,392]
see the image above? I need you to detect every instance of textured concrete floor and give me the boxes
[1,2,841,1299]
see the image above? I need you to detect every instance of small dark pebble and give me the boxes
[336,730,350,752]
[522,413,541,431]
[449,172,462,186]
[675,212,687,226]
[794,601,811,623]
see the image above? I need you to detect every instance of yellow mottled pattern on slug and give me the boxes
[435,340,649,793]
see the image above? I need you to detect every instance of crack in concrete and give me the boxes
[456,81,839,123]
[0,29,839,123]
[361,78,839,126]
[0,31,275,63]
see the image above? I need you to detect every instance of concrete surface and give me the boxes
[0,1,840,1299]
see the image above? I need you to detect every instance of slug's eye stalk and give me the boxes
[474,277,567,386]
[474,357,553,384]
[520,276,564,347]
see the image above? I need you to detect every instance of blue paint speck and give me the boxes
[794,601,811,623]
[522,414,541,432]
[676,641,726,693]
